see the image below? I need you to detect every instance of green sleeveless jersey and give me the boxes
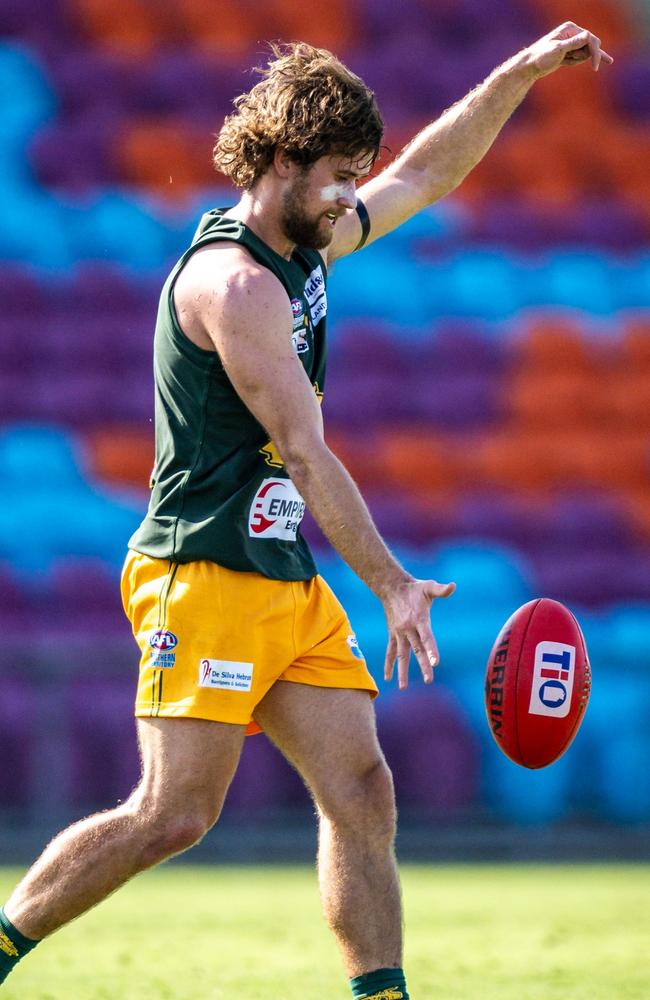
[128,209,328,580]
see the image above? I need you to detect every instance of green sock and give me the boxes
[350,967,410,999]
[0,908,39,984]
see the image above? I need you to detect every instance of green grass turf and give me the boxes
[1,863,648,999]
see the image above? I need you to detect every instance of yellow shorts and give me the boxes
[121,551,378,735]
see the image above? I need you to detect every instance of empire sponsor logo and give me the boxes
[528,641,575,718]
[248,478,306,540]
[486,626,510,740]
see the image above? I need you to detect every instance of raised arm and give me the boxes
[177,250,455,686]
[329,21,614,260]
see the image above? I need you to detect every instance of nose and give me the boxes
[337,181,357,211]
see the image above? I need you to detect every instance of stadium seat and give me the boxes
[174,0,265,55]
[0,677,37,811]
[67,676,140,808]
[69,0,177,54]
[118,119,219,201]
[84,427,154,489]
[224,734,308,815]
[0,43,56,148]
[377,689,480,815]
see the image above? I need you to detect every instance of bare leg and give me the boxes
[255,683,401,977]
[5,717,245,940]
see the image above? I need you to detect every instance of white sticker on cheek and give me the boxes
[320,184,347,201]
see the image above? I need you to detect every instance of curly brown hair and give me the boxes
[214,42,384,190]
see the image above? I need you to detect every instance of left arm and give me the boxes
[328,22,613,260]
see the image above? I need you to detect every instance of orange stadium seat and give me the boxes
[448,141,514,204]
[377,429,464,495]
[509,314,598,374]
[528,60,614,124]
[174,0,263,55]
[534,0,636,50]
[118,119,217,199]
[69,0,177,54]
[601,125,650,211]
[325,429,388,491]
[621,318,650,370]
[265,0,356,52]
[473,427,649,492]
[502,125,584,203]
[603,373,650,430]
[619,486,650,542]
[505,369,603,429]
[84,428,154,489]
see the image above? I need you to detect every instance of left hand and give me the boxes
[526,21,614,78]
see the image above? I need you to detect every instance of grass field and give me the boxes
[1,863,648,999]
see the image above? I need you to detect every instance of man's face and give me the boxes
[280,153,373,250]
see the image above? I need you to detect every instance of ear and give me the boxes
[272,147,294,179]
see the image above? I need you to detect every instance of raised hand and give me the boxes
[527,21,614,77]
[383,578,456,690]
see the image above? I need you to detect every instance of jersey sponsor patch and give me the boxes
[291,322,310,355]
[304,265,327,326]
[149,629,178,668]
[198,659,254,692]
[346,633,365,660]
[248,477,306,541]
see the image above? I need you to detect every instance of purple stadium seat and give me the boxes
[47,558,124,632]
[364,491,452,547]
[424,321,506,373]
[404,370,499,428]
[67,676,140,808]
[49,50,141,118]
[29,113,120,192]
[0,564,32,635]
[0,677,36,809]
[224,733,308,814]
[0,268,47,317]
[531,545,650,608]
[612,57,650,119]
[142,52,244,118]
[377,689,479,815]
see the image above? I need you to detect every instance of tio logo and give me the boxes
[528,641,575,718]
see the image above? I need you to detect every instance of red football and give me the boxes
[485,598,591,769]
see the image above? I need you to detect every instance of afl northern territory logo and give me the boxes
[149,629,178,652]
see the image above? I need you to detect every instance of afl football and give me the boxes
[485,598,591,768]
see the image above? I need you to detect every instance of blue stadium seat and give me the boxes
[0,43,56,148]
[0,424,86,489]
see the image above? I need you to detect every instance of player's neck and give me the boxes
[225,188,296,261]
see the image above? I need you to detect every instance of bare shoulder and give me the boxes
[173,242,291,351]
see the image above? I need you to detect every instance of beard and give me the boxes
[280,169,333,251]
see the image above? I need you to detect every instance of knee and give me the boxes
[133,798,218,868]
[321,758,397,844]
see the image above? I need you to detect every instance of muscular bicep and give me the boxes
[200,266,325,461]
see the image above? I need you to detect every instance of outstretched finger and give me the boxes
[384,633,397,682]
[588,33,602,71]
[408,626,438,685]
[395,636,411,690]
